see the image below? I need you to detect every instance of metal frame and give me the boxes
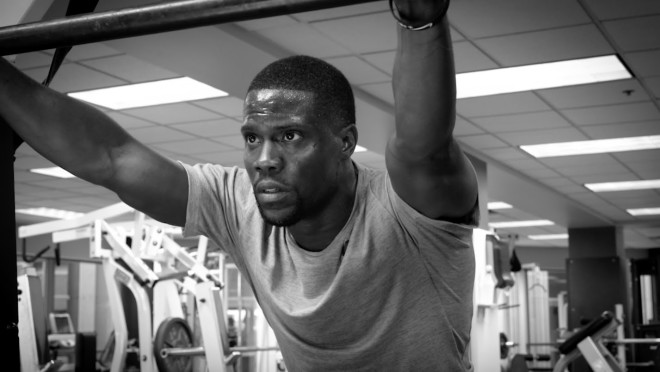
[0,0,378,56]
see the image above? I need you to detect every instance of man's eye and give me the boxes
[283,132,301,141]
[245,134,258,144]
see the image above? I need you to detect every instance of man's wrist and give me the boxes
[389,0,450,31]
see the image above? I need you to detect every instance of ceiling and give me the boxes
[5,0,660,250]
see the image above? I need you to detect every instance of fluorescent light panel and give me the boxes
[30,166,76,179]
[16,207,84,220]
[627,207,660,216]
[68,77,228,110]
[488,201,512,210]
[585,179,660,192]
[354,145,367,153]
[528,233,568,240]
[521,135,660,158]
[457,55,630,99]
[489,220,554,228]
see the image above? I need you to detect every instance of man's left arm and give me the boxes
[386,0,478,220]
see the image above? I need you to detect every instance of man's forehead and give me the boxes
[244,88,314,110]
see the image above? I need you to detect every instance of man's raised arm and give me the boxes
[0,58,188,226]
[385,0,478,221]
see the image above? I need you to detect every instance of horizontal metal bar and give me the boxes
[0,0,379,56]
[606,338,660,345]
[160,345,280,358]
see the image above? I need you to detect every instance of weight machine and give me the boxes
[19,202,280,372]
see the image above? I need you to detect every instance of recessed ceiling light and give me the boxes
[488,201,513,210]
[354,145,367,153]
[457,55,631,99]
[68,77,228,110]
[584,179,660,192]
[520,135,660,158]
[30,167,76,179]
[489,220,555,228]
[627,207,660,216]
[16,207,84,220]
[528,233,569,240]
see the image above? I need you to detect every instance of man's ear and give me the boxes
[339,124,358,159]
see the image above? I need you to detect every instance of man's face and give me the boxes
[242,88,342,226]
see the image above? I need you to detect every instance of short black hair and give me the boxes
[247,55,356,131]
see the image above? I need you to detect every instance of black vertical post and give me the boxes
[1,121,20,371]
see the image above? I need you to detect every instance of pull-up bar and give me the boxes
[0,0,380,56]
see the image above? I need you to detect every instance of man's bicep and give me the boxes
[108,141,189,227]
[385,137,478,221]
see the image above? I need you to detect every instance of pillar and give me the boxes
[566,226,631,371]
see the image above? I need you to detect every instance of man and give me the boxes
[1,0,478,370]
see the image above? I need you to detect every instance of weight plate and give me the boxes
[154,317,194,372]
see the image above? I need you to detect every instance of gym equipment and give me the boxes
[20,202,281,372]
[553,311,621,372]
[0,0,380,56]
[471,229,516,372]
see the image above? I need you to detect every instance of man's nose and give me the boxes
[253,141,282,174]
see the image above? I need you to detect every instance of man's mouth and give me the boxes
[256,181,290,204]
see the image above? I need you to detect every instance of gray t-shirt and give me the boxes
[182,162,475,371]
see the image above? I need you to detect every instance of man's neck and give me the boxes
[288,163,358,252]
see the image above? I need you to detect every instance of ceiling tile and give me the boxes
[625,50,660,78]
[362,51,395,74]
[127,126,195,144]
[326,56,390,85]
[154,139,232,154]
[540,177,576,188]
[505,158,547,171]
[453,42,498,73]
[254,23,350,58]
[448,0,590,38]
[236,15,298,31]
[193,97,245,118]
[80,54,179,83]
[123,103,221,125]
[14,156,55,170]
[475,25,613,66]
[538,80,648,109]
[457,92,550,118]
[294,2,388,22]
[583,0,660,20]
[106,112,155,129]
[457,134,509,149]
[603,15,660,52]
[627,161,660,179]
[614,149,660,162]
[312,12,395,54]
[556,162,631,177]
[15,52,53,70]
[170,118,243,137]
[63,43,121,61]
[481,148,529,161]
[212,135,245,149]
[580,120,660,139]
[561,102,660,126]
[521,168,562,179]
[359,82,394,105]
[454,117,484,136]
[23,63,125,92]
[553,183,589,195]
[646,76,660,99]
[568,172,639,184]
[473,111,571,133]
[496,127,588,146]
[540,154,621,169]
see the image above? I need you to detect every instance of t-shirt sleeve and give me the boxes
[181,162,251,251]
